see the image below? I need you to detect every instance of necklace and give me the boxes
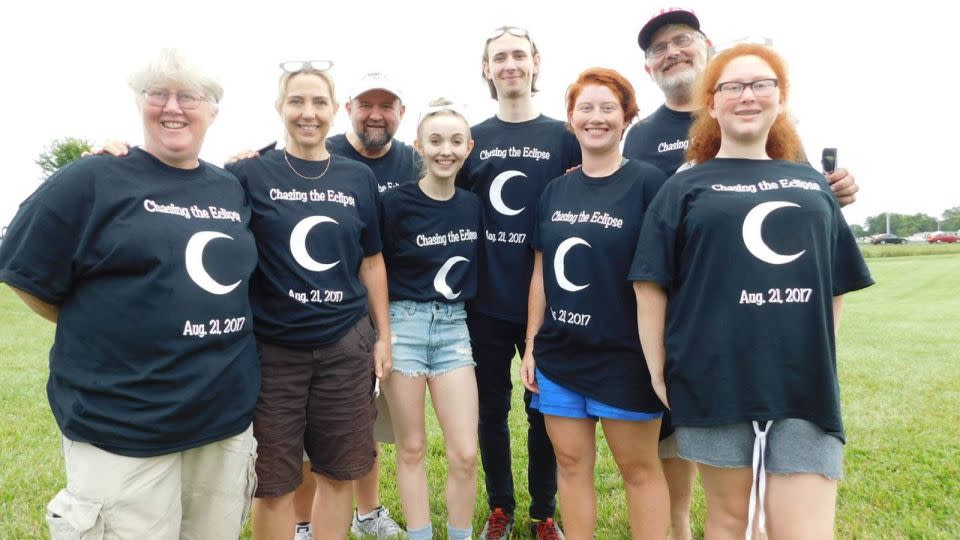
[284,149,331,180]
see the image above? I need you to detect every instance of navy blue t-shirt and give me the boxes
[629,158,874,441]
[532,160,667,412]
[381,182,482,303]
[457,114,582,323]
[326,134,421,193]
[623,104,692,176]
[226,150,382,346]
[0,148,260,457]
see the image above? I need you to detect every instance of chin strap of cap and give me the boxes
[745,420,771,540]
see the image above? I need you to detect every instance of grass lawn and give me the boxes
[1,254,958,538]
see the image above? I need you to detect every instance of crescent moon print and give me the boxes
[741,201,806,265]
[185,231,241,295]
[554,237,591,292]
[290,216,341,272]
[489,170,527,216]
[434,256,469,300]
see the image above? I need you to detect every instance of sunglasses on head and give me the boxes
[279,60,334,73]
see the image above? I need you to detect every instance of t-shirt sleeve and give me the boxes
[628,181,681,290]
[360,169,383,256]
[0,162,95,303]
[831,204,874,295]
[562,130,583,170]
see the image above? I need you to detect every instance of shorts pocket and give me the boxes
[46,489,104,539]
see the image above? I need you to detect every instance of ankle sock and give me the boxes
[447,523,472,540]
[407,523,434,540]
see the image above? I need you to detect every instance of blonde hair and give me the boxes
[416,98,471,139]
[275,70,338,112]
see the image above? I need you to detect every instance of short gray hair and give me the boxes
[128,49,224,105]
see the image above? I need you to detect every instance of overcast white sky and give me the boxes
[1,0,952,231]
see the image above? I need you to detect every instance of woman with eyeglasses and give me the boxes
[0,49,260,539]
[631,44,873,539]
[220,61,390,540]
[518,68,669,540]
[378,98,482,540]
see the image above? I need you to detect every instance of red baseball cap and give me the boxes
[637,8,702,51]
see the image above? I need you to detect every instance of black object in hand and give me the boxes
[822,148,837,173]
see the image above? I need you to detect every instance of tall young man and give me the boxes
[457,27,581,540]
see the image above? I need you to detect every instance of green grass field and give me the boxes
[1,254,958,538]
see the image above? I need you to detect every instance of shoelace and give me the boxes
[745,420,771,540]
[485,510,511,538]
[535,519,561,540]
[374,508,404,535]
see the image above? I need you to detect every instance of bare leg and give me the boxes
[601,418,669,540]
[698,464,753,540]
[312,474,353,540]
[383,373,430,529]
[353,456,383,515]
[765,473,837,539]
[544,415,597,540]
[293,461,316,525]
[662,457,696,540]
[428,366,480,529]
[252,492,296,540]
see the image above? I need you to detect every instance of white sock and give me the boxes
[357,506,382,521]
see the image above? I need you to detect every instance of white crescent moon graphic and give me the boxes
[554,237,591,292]
[489,171,527,216]
[742,201,806,265]
[290,216,341,272]
[434,256,469,300]
[185,231,241,295]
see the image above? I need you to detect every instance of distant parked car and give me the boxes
[871,233,908,245]
[927,232,959,243]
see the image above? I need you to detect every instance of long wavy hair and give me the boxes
[685,44,803,164]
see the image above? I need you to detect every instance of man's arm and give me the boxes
[8,285,58,323]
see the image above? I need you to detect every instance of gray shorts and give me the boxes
[675,418,844,480]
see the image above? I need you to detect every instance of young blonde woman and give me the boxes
[379,99,482,540]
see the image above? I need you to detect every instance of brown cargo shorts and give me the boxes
[253,316,378,498]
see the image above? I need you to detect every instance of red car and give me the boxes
[928,232,959,243]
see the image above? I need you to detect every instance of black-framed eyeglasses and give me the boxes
[713,79,779,100]
[279,60,334,73]
[487,26,530,41]
[141,88,209,110]
[645,31,703,59]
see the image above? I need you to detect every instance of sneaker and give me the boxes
[351,506,406,539]
[531,518,564,540]
[294,523,313,540]
[479,508,514,540]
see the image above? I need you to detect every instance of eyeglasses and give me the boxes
[713,79,779,100]
[279,60,334,73]
[141,88,209,110]
[645,31,702,59]
[487,26,530,41]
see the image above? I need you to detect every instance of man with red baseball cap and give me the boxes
[624,8,860,540]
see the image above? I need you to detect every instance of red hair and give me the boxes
[565,68,639,134]
[686,44,803,164]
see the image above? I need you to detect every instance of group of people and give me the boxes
[0,7,871,540]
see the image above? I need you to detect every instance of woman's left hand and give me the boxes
[373,338,392,381]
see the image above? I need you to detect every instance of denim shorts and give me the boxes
[389,300,475,378]
[530,369,663,422]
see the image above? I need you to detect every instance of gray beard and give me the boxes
[358,128,393,152]
[657,67,698,105]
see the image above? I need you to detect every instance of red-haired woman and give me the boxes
[631,44,873,539]
[519,68,669,539]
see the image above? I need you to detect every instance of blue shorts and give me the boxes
[530,369,663,421]
[389,300,475,378]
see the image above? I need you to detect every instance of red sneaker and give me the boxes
[531,517,565,540]
[479,508,514,540]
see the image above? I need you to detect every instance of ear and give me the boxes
[413,138,424,156]
[644,63,652,77]
[465,139,475,157]
[397,103,407,121]
[532,53,541,75]
[344,101,353,115]
[482,60,492,81]
[708,98,718,120]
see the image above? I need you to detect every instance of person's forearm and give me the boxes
[634,282,668,382]
[525,252,546,342]
[833,295,844,335]
[9,285,59,323]
[360,254,390,341]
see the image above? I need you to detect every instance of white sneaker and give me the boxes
[294,523,313,540]
[351,506,406,539]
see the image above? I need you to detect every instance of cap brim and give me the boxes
[638,11,701,50]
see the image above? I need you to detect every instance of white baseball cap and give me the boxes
[349,72,404,103]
